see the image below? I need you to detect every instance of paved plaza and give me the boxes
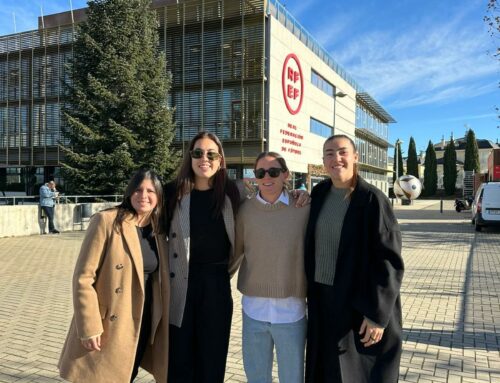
[0,200,499,382]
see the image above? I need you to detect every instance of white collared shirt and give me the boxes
[242,190,306,324]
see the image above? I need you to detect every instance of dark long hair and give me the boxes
[113,168,164,234]
[169,131,239,218]
[323,134,359,190]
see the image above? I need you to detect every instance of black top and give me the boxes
[136,224,159,282]
[189,188,230,264]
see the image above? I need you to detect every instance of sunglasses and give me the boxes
[254,167,284,179]
[190,148,222,161]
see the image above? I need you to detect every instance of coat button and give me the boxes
[173,253,178,258]
[115,287,123,294]
[170,272,175,278]
[110,315,118,321]
[172,232,177,238]
[115,264,123,270]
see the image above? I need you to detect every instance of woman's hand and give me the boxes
[81,335,102,351]
[359,318,384,347]
[292,189,311,207]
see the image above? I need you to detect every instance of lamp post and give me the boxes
[394,139,403,201]
[333,90,347,132]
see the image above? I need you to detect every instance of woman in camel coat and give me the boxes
[59,169,170,383]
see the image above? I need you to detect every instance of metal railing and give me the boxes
[0,195,122,206]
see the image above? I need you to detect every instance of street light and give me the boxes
[333,90,347,132]
[394,138,403,189]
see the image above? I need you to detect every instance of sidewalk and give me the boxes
[0,200,499,382]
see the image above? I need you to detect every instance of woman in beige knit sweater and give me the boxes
[235,151,310,383]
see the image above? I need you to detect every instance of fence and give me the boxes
[0,196,121,237]
[0,194,121,206]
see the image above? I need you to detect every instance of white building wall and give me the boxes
[267,16,356,174]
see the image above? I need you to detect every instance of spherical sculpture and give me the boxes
[394,175,422,200]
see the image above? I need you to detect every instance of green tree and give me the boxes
[423,140,437,196]
[406,137,419,178]
[61,0,178,194]
[443,136,457,195]
[463,129,481,173]
[393,140,404,183]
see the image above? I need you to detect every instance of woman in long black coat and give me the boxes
[305,134,404,383]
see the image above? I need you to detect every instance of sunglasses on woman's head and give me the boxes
[254,167,284,179]
[190,148,222,161]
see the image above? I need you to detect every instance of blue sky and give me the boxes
[1,0,498,155]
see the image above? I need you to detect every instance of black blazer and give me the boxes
[305,177,404,383]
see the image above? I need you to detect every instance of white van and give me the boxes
[471,182,500,231]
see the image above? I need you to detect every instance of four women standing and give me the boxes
[59,132,404,382]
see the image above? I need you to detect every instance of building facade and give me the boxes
[0,0,394,194]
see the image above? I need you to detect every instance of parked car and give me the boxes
[471,182,500,231]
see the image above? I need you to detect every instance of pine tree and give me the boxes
[443,136,457,195]
[406,137,419,178]
[61,0,178,194]
[423,140,437,196]
[463,129,481,173]
[393,141,404,183]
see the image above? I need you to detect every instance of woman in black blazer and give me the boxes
[165,131,241,383]
[305,134,404,383]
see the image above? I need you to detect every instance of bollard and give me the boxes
[440,199,443,214]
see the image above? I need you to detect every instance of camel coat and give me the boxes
[58,209,170,383]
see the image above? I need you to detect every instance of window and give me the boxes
[355,104,388,141]
[311,69,334,97]
[231,101,241,139]
[310,117,332,138]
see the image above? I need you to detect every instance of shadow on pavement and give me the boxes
[402,328,500,352]
[400,216,500,354]
[399,222,472,234]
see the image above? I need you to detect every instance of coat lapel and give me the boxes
[178,193,191,261]
[176,193,233,262]
[121,217,144,294]
[222,196,235,250]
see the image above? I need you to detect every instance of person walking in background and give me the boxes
[165,131,241,383]
[39,180,60,234]
[305,134,404,383]
[58,169,170,383]
[235,152,309,383]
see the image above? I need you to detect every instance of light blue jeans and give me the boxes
[242,311,307,383]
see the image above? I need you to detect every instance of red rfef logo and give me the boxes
[282,53,304,115]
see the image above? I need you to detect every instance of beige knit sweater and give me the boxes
[235,192,309,298]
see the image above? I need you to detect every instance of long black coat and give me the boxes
[305,177,404,383]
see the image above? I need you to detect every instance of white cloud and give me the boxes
[309,12,356,49]
[439,112,498,123]
[286,0,316,20]
[389,83,497,108]
[325,2,499,108]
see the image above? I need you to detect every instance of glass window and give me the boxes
[311,69,333,97]
[310,117,332,138]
